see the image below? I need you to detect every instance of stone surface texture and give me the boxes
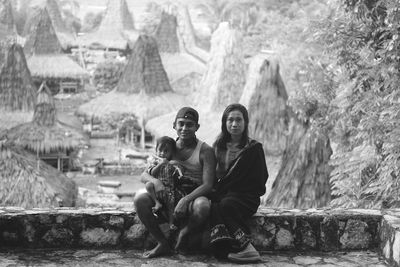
[380,211,400,267]
[0,249,388,267]
[0,207,399,266]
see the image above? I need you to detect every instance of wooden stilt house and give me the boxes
[77,35,186,148]
[24,8,88,95]
[3,82,89,172]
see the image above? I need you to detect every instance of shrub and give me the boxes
[93,60,126,92]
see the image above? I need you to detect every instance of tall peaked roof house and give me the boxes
[24,8,88,92]
[117,35,172,94]
[240,53,289,155]
[0,42,36,112]
[24,0,76,50]
[0,42,36,132]
[155,11,180,54]
[3,82,89,171]
[81,0,138,51]
[78,35,186,147]
[0,0,16,36]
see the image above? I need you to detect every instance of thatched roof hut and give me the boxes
[0,0,16,35]
[3,82,88,154]
[117,35,172,94]
[0,142,77,208]
[24,8,88,81]
[24,7,62,56]
[79,35,186,118]
[152,8,206,86]
[78,35,186,147]
[28,55,89,80]
[265,113,332,208]
[155,11,180,54]
[80,0,138,51]
[0,42,36,111]
[195,22,246,113]
[240,53,289,156]
[24,0,76,50]
[146,22,246,144]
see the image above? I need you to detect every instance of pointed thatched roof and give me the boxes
[265,114,332,208]
[3,82,89,154]
[153,9,206,85]
[240,53,289,156]
[194,22,246,113]
[0,43,36,112]
[155,11,180,54]
[24,8,88,79]
[0,142,77,208]
[80,0,138,50]
[24,7,62,56]
[27,54,89,79]
[24,0,76,49]
[117,35,172,94]
[77,36,187,121]
[0,0,16,35]
[146,22,246,144]
[174,3,209,62]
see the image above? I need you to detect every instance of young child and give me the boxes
[145,136,184,230]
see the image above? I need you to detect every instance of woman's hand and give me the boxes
[174,197,190,219]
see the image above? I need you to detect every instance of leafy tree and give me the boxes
[195,0,262,33]
[81,11,103,33]
[303,0,400,208]
[93,60,126,93]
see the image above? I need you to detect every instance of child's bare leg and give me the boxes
[145,182,162,212]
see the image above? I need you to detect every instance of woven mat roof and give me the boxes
[24,7,63,56]
[27,54,89,79]
[0,0,16,34]
[0,142,77,208]
[117,35,172,94]
[24,0,76,49]
[77,90,187,122]
[80,0,138,50]
[3,85,89,154]
[0,43,36,112]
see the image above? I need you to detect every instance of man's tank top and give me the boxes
[179,139,203,182]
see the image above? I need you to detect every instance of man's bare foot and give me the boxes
[142,242,172,258]
[174,226,189,251]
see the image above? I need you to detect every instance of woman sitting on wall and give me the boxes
[210,103,269,263]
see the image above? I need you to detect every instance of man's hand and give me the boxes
[174,197,189,219]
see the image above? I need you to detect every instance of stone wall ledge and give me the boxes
[0,207,399,266]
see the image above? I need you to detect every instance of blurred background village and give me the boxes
[1,0,399,210]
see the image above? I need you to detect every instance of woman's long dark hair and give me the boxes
[213,103,249,150]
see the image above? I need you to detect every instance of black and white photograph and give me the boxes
[0,0,399,266]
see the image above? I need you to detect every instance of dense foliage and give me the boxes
[93,60,126,93]
[303,0,400,208]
